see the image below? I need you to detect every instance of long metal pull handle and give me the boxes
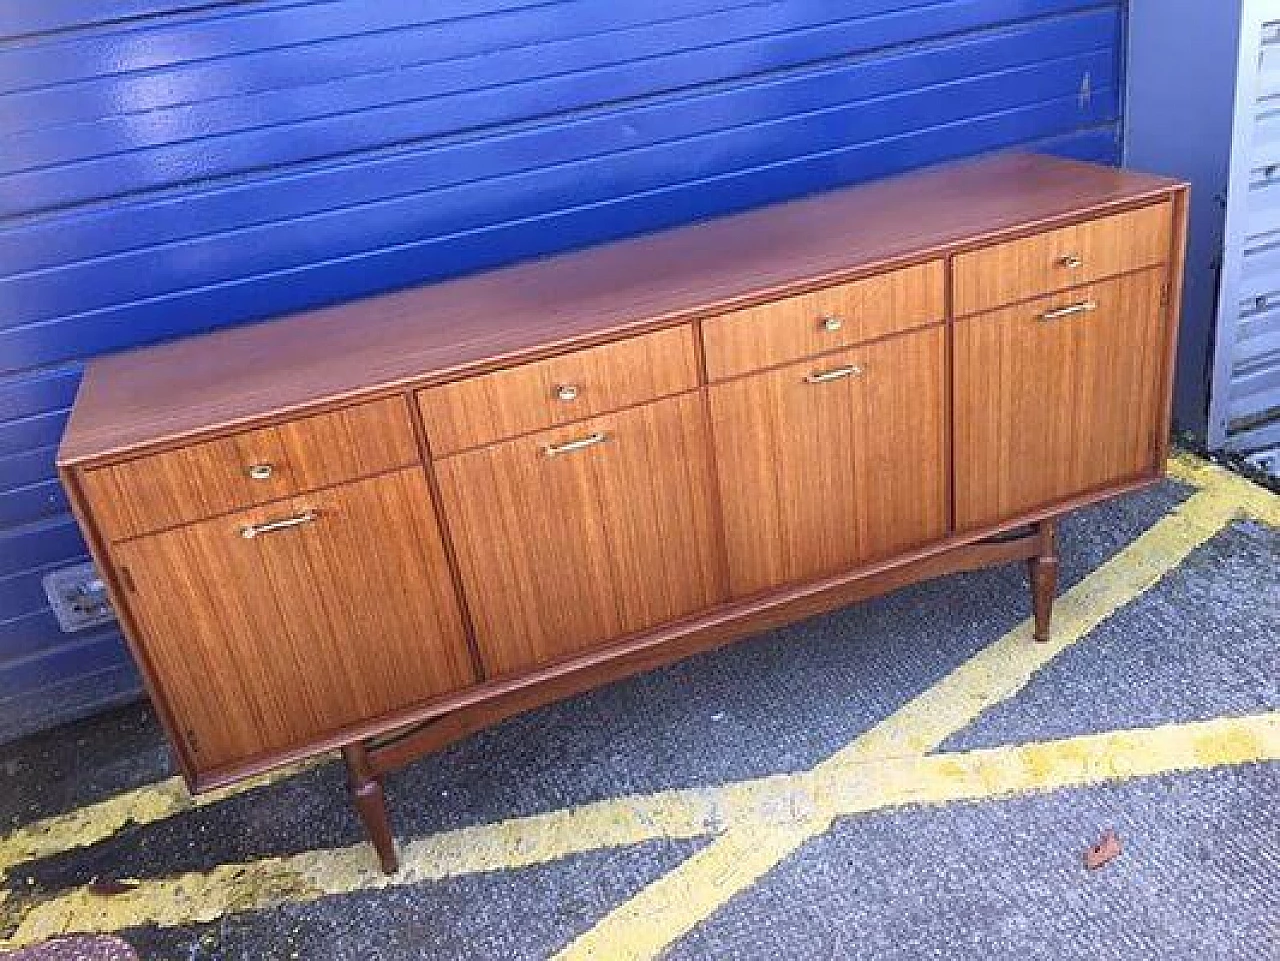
[543,431,609,457]
[239,510,318,539]
[804,364,864,384]
[1040,300,1098,322]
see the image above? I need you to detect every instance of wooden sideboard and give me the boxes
[58,155,1187,873]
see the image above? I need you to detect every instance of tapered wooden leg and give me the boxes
[342,742,399,874]
[1028,518,1059,643]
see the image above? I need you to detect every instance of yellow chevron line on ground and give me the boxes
[554,471,1270,960]
[557,714,1280,945]
[0,455,1272,949]
[1167,452,1280,526]
[0,456,1251,884]
[5,713,1276,948]
[0,757,327,887]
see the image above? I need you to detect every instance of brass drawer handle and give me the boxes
[1040,300,1098,321]
[819,315,844,332]
[239,510,318,539]
[804,364,864,384]
[555,384,580,402]
[1057,254,1083,269]
[543,431,609,457]
[246,463,274,481]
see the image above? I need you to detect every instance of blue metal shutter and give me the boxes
[0,0,1125,738]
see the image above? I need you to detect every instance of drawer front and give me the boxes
[701,260,944,380]
[952,203,1171,316]
[418,325,699,455]
[954,268,1170,530]
[82,395,418,541]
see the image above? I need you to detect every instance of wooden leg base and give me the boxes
[342,743,399,874]
[346,516,1065,868]
[1028,519,1060,643]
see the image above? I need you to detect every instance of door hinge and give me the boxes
[118,565,137,594]
[185,728,200,755]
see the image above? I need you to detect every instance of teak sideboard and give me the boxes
[58,155,1188,873]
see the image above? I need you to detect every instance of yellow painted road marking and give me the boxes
[0,759,327,888]
[0,454,1273,949]
[5,713,1275,948]
[1,781,713,945]
[555,475,1268,960]
[0,455,1261,881]
[557,714,1280,956]
[1167,451,1280,526]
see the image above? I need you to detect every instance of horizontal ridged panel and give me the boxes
[0,0,1123,727]
[0,410,68,459]
[1216,21,1280,450]
[0,608,70,663]
[0,629,134,706]
[0,657,140,745]
[3,50,1120,333]
[0,478,68,529]
[0,517,87,579]
[0,569,59,629]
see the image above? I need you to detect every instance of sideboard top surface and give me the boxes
[60,154,1182,466]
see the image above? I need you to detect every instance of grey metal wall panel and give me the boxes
[1212,3,1280,460]
[1127,0,1280,472]
[1124,0,1243,440]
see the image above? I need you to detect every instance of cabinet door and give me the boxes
[954,269,1169,530]
[434,392,725,676]
[709,325,949,597]
[114,468,475,772]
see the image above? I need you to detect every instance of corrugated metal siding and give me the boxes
[1217,16,1280,458]
[0,0,1125,737]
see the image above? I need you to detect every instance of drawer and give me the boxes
[701,260,944,380]
[81,395,419,541]
[952,202,1172,316]
[418,325,699,455]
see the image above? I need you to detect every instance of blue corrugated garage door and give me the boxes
[0,0,1125,738]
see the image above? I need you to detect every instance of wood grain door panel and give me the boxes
[954,268,1170,530]
[434,392,725,676]
[113,468,474,771]
[709,325,949,597]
